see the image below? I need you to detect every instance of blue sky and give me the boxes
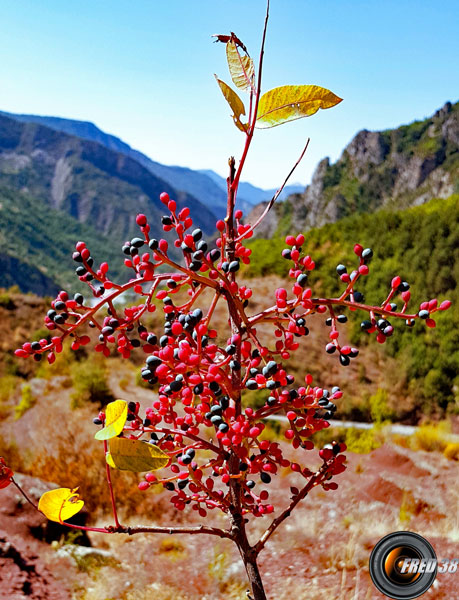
[1,1,458,188]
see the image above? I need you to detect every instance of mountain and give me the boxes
[0,111,305,218]
[0,114,220,294]
[249,101,459,237]
[0,113,217,237]
[0,110,230,218]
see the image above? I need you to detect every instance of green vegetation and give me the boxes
[70,355,115,408]
[0,374,18,404]
[247,195,459,414]
[14,383,36,419]
[35,344,77,381]
[0,290,15,308]
[0,374,19,417]
[369,388,393,423]
[344,426,384,454]
[0,185,125,294]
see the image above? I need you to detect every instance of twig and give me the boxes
[230,0,270,197]
[248,295,424,327]
[235,137,310,242]
[11,478,38,509]
[254,465,326,554]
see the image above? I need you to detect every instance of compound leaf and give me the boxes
[107,437,169,472]
[38,487,84,523]
[215,76,248,132]
[256,85,342,129]
[226,40,254,92]
[95,399,127,441]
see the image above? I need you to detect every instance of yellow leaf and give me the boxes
[256,85,343,129]
[108,437,169,472]
[215,76,248,132]
[38,487,84,523]
[226,40,255,92]
[95,399,128,440]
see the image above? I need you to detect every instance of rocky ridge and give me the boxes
[251,101,458,237]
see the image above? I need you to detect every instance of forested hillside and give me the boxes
[247,195,459,412]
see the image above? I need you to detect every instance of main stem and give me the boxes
[226,158,267,600]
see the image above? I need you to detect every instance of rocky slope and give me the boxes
[0,114,221,293]
[251,101,459,237]
[0,114,216,239]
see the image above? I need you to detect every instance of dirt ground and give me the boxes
[0,444,458,600]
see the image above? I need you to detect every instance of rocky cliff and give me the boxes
[251,101,458,237]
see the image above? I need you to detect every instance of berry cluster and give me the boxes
[15,194,450,521]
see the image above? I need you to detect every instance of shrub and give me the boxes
[443,443,459,461]
[410,421,450,452]
[14,383,36,420]
[0,374,19,405]
[369,388,393,423]
[5,7,451,600]
[70,356,114,408]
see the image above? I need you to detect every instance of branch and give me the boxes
[124,524,233,540]
[254,466,327,554]
[249,295,426,327]
[251,0,270,132]
[10,477,232,539]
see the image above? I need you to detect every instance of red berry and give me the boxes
[440,300,451,311]
[391,276,401,289]
[296,234,305,246]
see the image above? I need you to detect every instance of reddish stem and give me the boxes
[104,440,121,529]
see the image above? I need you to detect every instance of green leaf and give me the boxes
[95,399,127,441]
[107,437,169,472]
[38,487,84,523]
[256,85,342,129]
[215,76,248,132]
[226,40,255,92]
